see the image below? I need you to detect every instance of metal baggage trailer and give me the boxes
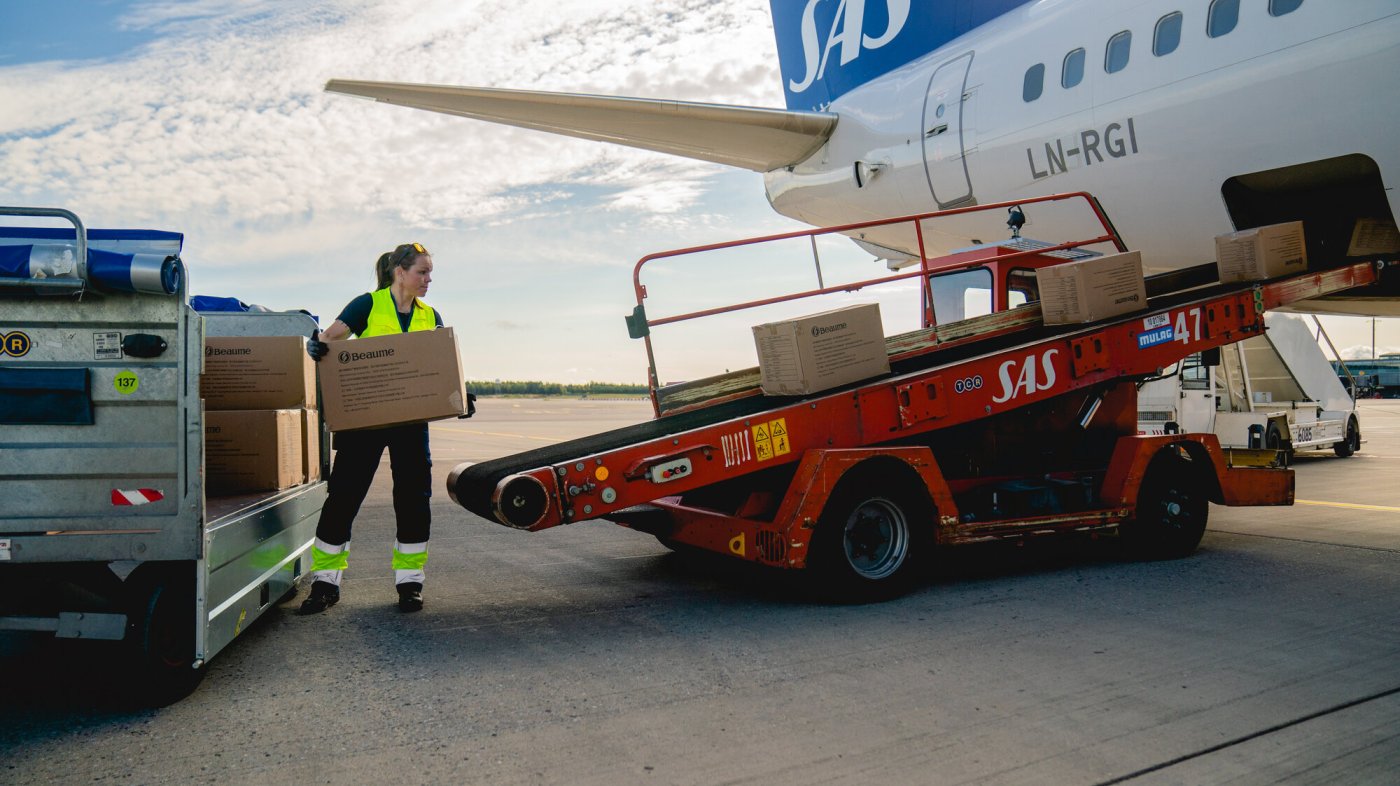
[0,207,326,704]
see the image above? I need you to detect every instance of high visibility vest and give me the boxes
[362,287,436,337]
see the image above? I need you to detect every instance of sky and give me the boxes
[1,0,1395,385]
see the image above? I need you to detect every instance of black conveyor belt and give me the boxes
[448,262,1241,522]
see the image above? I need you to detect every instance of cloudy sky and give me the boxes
[0,0,822,384]
[1,0,1394,385]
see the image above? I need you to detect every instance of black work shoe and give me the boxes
[397,582,424,613]
[298,581,340,615]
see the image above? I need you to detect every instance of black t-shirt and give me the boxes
[336,292,444,336]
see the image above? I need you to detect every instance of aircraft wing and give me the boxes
[324,79,837,173]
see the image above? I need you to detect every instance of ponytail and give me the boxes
[374,252,395,290]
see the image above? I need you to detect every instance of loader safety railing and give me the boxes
[625,192,1127,406]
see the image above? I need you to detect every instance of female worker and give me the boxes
[300,242,443,614]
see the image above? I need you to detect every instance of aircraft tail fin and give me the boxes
[324,80,836,173]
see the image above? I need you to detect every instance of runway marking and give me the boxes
[1294,499,1400,513]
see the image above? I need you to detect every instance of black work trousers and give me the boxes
[314,422,431,547]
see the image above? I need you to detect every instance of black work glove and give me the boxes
[306,329,329,362]
[458,393,477,419]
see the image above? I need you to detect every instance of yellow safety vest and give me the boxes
[362,287,436,337]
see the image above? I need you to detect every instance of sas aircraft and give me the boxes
[326,0,1400,315]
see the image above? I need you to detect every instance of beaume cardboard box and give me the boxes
[202,336,317,411]
[1347,217,1400,257]
[319,328,467,431]
[1037,250,1147,325]
[205,409,303,494]
[1215,221,1307,284]
[752,303,890,396]
[302,408,321,483]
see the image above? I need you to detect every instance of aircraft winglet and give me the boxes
[325,79,837,173]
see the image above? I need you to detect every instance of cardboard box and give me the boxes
[1348,217,1400,257]
[202,336,316,411]
[205,409,303,494]
[302,409,321,483]
[319,328,467,431]
[1215,221,1307,283]
[752,303,890,396]
[1036,251,1147,325]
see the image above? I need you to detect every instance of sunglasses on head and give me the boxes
[391,242,428,266]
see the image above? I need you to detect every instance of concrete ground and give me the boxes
[2,399,1397,785]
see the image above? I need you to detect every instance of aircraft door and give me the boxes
[921,52,974,208]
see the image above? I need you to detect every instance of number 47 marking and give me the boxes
[1175,307,1202,345]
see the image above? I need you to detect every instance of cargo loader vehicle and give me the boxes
[449,193,1394,599]
[0,207,327,704]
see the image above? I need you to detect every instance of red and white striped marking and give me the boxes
[111,488,164,506]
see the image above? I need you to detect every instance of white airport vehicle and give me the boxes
[1137,313,1361,459]
[326,0,1400,315]
[0,207,326,705]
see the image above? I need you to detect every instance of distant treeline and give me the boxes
[467,380,649,397]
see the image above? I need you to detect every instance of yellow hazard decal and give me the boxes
[729,533,745,556]
[751,417,791,462]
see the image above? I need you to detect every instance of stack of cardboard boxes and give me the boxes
[202,337,320,495]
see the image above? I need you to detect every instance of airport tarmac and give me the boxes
[3,399,1398,784]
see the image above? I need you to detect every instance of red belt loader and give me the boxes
[449,193,1394,598]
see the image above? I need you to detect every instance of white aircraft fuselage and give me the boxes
[765,0,1399,292]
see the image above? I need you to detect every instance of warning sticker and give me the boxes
[94,332,123,360]
[751,417,791,462]
[770,418,791,457]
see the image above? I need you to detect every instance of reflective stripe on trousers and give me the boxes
[310,538,349,587]
[393,540,428,586]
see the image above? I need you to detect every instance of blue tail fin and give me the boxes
[770,0,1034,111]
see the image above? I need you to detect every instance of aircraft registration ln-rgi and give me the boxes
[326,0,1400,314]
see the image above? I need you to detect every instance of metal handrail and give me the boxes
[628,192,1125,399]
[0,206,89,292]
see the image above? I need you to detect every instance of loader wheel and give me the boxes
[1121,450,1209,560]
[808,467,929,602]
[1265,423,1290,466]
[1334,417,1360,458]
[124,563,205,706]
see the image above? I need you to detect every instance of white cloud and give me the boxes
[0,0,799,382]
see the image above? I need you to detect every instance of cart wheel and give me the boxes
[1265,423,1290,466]
[808,465,930,601]
[1334,416,1360,458]
[1121,449,1209,560]
[125,563,205,706]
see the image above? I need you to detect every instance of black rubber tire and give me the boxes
[1265,422,1290,467]
[1334,417,1360,458]
[806,466,931,602]
[1120,449,1210,560]
[124,564,206,707]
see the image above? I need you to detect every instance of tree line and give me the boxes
[466,380,649,397]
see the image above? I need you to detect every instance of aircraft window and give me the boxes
[1023,63,1045,102]
[1269,0,1303,15]
[1105,31,1131,74]
[929,267,993,323]
[1062,48,1085,88]
[1208,0,1240,37]
[1154,12,1183,56]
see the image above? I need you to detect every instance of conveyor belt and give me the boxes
[448,263,1244,520]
